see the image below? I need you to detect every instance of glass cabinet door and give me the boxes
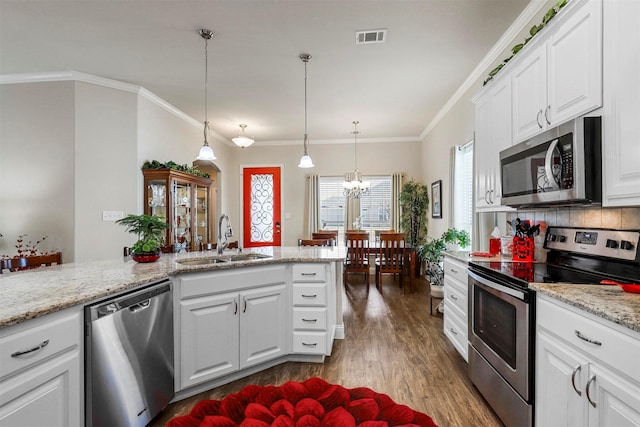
[172,180,192,252]
[194,184,209,250]
[147,179,168,247]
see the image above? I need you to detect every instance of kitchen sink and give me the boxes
[177,253,271,266]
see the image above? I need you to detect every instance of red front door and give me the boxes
[242,167,281,248]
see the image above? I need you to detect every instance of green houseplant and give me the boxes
[116,214,169,262]
[417,228,470,290]
[399,180,430,247]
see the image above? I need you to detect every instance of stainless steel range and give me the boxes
[467,226,640,427]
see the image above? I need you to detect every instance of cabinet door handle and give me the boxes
[450,327,458,335]
[449,294,458,301]
[302,318,318,323]
[449,268,458,274]
[234,300,238,315]
[575,330,602,346]
[302,342,318,347]
[301,294,317,298]
[536,109,543,128]
[243,298,247,313]
[586,375,597,408]
[571,365,582,396]
[545,105,551,125]
[11,339,50,357]
[301,272,317,276]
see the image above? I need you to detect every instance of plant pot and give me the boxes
[430,284,444,298]
[131,251,161,263]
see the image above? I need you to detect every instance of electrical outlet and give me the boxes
[102,211,124,221]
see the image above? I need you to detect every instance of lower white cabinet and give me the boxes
[176,265,288,390]
[442,255,469,361]
[0,308,82,427]
[536,295,640,427]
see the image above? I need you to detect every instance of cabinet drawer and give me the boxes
[292,332,327,354]
[537,296,640,379]
[292,284,327,306]
[292,264,326,283]
[0,310,80,379]
[443,258,468,286]
[444,281,467,316]
[293,307,327,331]
[444,311,468,361]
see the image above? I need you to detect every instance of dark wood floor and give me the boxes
[151,273,503,426]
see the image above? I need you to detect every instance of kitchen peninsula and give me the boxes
[0,246,346,426]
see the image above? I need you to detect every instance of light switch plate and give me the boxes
[102,211,124,221]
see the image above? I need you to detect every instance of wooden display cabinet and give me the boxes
[143,168,212,252]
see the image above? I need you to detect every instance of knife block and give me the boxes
[512,236,535,262]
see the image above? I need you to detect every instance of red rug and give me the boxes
[167,377,439,427]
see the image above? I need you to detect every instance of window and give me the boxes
[452,141,473,245]
[318,175,392,242]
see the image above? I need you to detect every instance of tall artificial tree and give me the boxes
[399,180,430,247]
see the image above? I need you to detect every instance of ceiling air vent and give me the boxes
[355,29,387,45]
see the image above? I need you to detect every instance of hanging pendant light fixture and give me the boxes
[298,53,314,168]
[343,121,370,199]
[232,124,255,148]
[196,28,217,161]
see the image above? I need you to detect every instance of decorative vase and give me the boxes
[430,284,444,298]
[131,251,161,263]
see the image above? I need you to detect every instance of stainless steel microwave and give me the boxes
[500,115,602,207]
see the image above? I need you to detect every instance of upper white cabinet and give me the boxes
[602,0,640,207]
[473,75,514,211]
[512,0,602,143]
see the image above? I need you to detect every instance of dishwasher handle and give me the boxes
[89,279,171,320]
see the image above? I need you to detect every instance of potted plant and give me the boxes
[399,180,430,247]
[116,214,169,263]
[417,228,470,297]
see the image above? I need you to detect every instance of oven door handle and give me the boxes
[468,270,526,300]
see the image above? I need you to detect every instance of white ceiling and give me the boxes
[0,0,530,145]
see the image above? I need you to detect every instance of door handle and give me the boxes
[544,138,561,190]
[11,340,50,357]
[545,105,551,125]
[571,365,582,396]
[586,375,597,408]
[274,222,281,234]
[536,109,543,128]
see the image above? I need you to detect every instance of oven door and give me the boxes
[468,269,532,401]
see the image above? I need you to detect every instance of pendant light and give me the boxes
[343,121,370,198]
[196,28,217,161]
[298,53,314,168]
[232,124,255,148]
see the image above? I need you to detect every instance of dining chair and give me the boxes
[298,238,332,247]
[312,230,338,245]
[343,232,370,290]
[1,252,62,273]
[375,233,405,293]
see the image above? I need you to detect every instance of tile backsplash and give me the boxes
[508,206,640,232]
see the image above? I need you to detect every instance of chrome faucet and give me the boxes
[217,214,233,255]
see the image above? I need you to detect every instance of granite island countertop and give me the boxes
[530,283,640,334]
[0,246,345,328]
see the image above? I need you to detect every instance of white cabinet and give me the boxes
[176,265,288,390]
[442,255,469,361]
[536,295,640,427]
[291,263,334,356]
[473,75,514,211]
[0,308,82,427]
[512,0,602,143]
[602,0,640,207]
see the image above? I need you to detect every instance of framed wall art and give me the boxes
[431,180,442,219]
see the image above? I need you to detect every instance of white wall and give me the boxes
[0,82,75,261]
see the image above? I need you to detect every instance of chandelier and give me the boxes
[232,124,255,148]
[343,121,370,198]
[298,53,314,168]
[196,29,217,161]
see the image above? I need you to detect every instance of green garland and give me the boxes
[483,0,568,86]
[142,160,210,179]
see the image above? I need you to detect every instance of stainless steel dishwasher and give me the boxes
[85,279,174,427]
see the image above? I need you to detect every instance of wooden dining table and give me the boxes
[342,243,418,292]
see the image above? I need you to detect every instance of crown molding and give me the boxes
[419,0,548,141]
[0,70,232,145]
[258,136,421,146]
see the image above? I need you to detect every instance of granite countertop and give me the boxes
[0,246,345,328]
[530,283,640,334]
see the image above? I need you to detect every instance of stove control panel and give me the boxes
[545,227,640,261]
